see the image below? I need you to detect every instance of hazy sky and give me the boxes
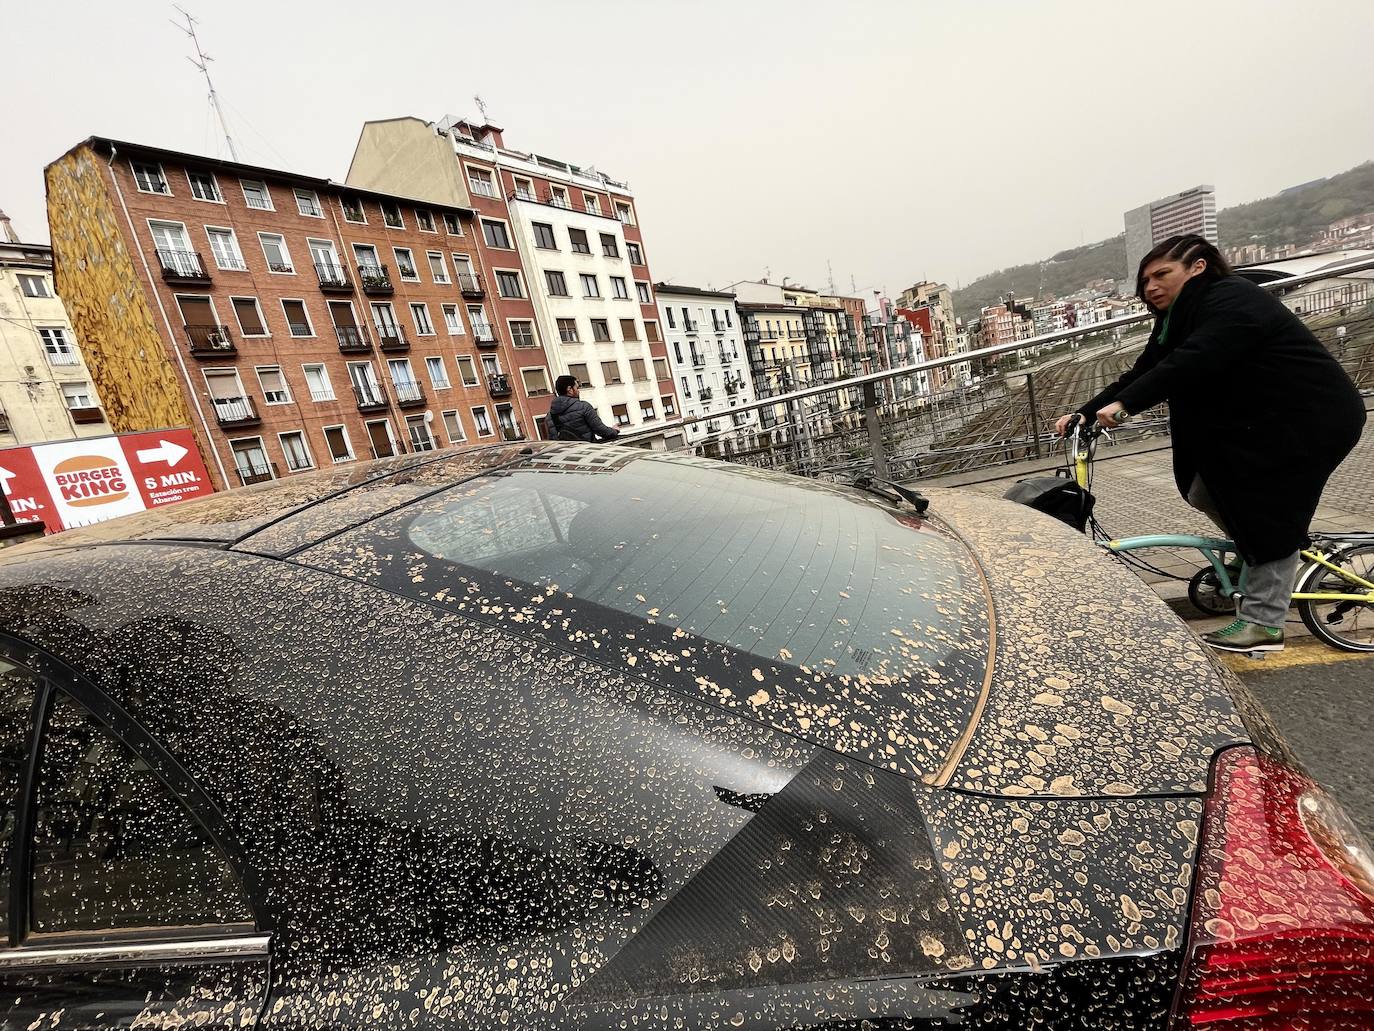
[5,0,1373,296]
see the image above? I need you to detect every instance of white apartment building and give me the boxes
[654,285,757,447]
[0,220,108,445]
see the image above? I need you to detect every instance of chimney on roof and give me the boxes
[0,208,18,244]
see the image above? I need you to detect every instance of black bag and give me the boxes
[1003,474,1095,532]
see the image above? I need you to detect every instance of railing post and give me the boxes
[1026,371,1043,458]
[863,381,889,480]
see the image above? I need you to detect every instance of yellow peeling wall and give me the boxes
[44,146,200,440]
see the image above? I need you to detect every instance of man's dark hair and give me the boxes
[1135,234,1232,304]
[554,374,578,396]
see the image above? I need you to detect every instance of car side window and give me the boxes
[28,692,252,936]
[0,661,39,933]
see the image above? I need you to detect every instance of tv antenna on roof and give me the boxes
[474,94,489,123]
[171,5,239,162]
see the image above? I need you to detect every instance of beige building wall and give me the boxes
[347,118,473,209]
[0,240,110,446]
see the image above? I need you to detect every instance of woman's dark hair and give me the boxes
[554,374,578,396]
[1135,234,1232,303]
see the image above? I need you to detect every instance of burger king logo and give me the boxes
[52,454,129,508]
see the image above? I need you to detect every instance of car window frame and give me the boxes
[0,637,268,964]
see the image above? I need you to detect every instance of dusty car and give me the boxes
[0,442,1368,1030]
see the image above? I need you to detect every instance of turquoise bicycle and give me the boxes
[1064,417,1374,653]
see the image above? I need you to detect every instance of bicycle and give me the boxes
[1060,414,1374,654]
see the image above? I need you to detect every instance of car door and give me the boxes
[0,654,270,1029]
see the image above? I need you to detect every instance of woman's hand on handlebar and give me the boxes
[1055,413,1084,437]
[1096,402,1128,429]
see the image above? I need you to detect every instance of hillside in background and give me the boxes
[952,160,1374,319]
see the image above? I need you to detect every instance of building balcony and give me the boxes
[156,249,211,285]
[357,264,393,295]
[699,387,713,401]
[725,380,741,395]
[237,462,277,487]
[314,262,354,293]
[69,406,104,425]
[394,380,426,408]
[487,373,511,398]
[458,273,484,299]
[352,383,388,412]
[376,327,409,353]
[683,319,699,335]
[335,326,370,353]
[690,352,706,368]
[186,324,236,357]
[473,323,499,348]
[500,425,526,442]
[711,323,725,334]
[212,396,260,428]
[46,350,80,367]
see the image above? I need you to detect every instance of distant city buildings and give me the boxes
[653,284,754,450]
[1124,184,1218,280]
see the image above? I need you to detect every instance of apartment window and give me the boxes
[294,189,323,217]
[441,410,466,445]
[442,212,462,234]
[580,274,600,299]
[411,303,435,336]
[323,425,353,463]
[726,309,734,328]
[672,341,682,362]
[206,227,246,271]
[509,320,537,348]
[568,228,590,254]
[639,398,656,421]
[280,299,314,337]
[665,308,676,329]
[680,376,691,398]
[610,276,630,300]
[442,304,464,335]
[616,202,634,225]
[231,297,268,337]
[663,394,677,417]
[619,318,639,341]
[393,248,418,281]
[389,358,419,390]
[240,180,273,210]
[256,366,291,405]
[557,317,579,343]
[427,251,450,283]
[455,355,479,386]
[636,282,651,304]
[467,305,493,339]
[131,161,169,194]
[303,364,334,402]
[381,202,403,229]
[352,243,381,272]
[601,360,622,384]
[629,358,648,382]
[425,356,450,389]
[545,270,569,296]
[584,194,601,215]
[653,357,669,380]
[467,168,496,198]
[565,363,591,388]
[472,406,494,436]
[416,209,436,232]
[62,382,94,409]
[521,367,551,397]
[18,274,51,298]
[600,234,619,258]
[627,241,643,265]
[591,319,611,342]
[646,320,661,342]
[532,222,557,249]
[513,177,535,201]
[186,171,221,202]
[496,270,524,298]
[551,186,569,208]
[259,233,294,273]
[482,220,512,248]
[611,403,630,427]
[39,327,76,364]
[342,197,366,223]
[280,431,314,471]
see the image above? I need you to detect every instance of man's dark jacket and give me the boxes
[547,393,620,442]
[1078,274,1365,564]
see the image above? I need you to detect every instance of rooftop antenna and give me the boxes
[827,259,835,295]
[170,6,239,162]
[474,94,489,124]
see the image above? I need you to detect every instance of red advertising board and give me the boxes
[0,428,214,534]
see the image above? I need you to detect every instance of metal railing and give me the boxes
[156,249,209,281]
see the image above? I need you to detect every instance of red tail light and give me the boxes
[1172,746,1374,1029]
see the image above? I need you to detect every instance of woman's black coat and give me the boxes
[1077,274,1365,564]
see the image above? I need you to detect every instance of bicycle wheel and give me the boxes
[1297,543,1374,652]
[1188,566,1237,617]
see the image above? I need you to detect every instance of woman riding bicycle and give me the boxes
[1055,234,1366,653]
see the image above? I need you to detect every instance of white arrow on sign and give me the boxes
[0,467,14,497]
[136,440,189,468]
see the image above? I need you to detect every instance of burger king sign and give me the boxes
[38,439,146,526]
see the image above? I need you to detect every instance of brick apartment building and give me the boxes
[45,137,549,490]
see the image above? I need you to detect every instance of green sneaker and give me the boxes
[1202,618,1284,653]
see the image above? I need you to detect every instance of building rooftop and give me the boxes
[653,283,737,300]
